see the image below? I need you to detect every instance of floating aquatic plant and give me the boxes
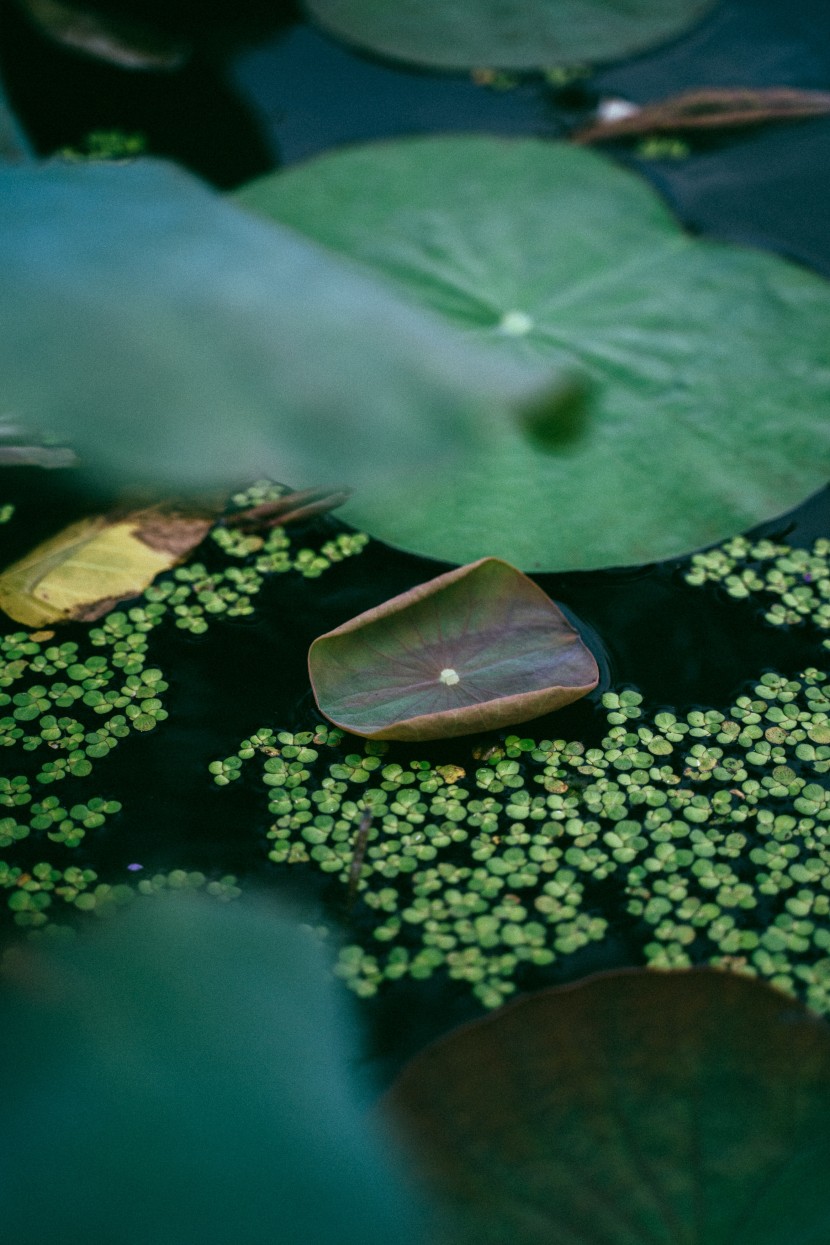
[215,659,830,1011]
[59,129,149,161]
[0,861,240,938]
[237,138,830,570]
[302,0,716,71]
[308,558,599,741]
[0,486,367,884]
[686,534,830,648]
[387,967,830,1245]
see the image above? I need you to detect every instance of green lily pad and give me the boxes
[386,967,830,1245]
[302,0,716,71]
[236,137,830,571]
[0,895,426,1245]
[0,157,565,497]
[308,558,599,740]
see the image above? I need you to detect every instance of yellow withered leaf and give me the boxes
[0,509,212,627]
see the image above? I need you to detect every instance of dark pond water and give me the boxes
[1,0,829,1072]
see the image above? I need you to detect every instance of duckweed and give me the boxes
[636,136,691,160]
[0,862,241,946]
[0,490,360,955]
[214,660,830,1011]
[0,484,367,852]
[4,504,828,1015]
[686,535,830,648]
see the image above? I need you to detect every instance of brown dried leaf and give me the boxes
[308,558,598,742]
[573,87,830,144]
[17,0,190,69]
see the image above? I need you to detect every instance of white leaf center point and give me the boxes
[498,310,534,336]
[439,667,460,686]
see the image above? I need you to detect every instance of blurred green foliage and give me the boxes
[0,894,428,1245]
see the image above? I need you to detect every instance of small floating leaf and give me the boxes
[387,967,830,1245]
[302,0,716,71]
[0,508,212,626]
[308,558,599,741]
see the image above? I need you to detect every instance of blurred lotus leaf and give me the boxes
[302,0,716,71]
[0,157,571,499]
[308,557,599,740]
[0,894,427,1245]
[386,967,830,1245]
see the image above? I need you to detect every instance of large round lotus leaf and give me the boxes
[302,0,716,71]
[308,557,599,740]
[236,138,830,571]
[0,158,563,497]
[386,968,830,1245]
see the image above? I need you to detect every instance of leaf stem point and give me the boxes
[498,310,534,337]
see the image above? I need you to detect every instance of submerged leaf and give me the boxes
[238,137,830,570]
[0,508,211,626]
[387,967,830,1245]
[308,558,598,741]
[302,0,716,71]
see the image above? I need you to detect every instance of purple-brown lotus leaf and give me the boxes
[308,557,598,741]
[385,967,830,1245]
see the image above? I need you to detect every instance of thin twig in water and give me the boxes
[225,486,351,532]
[347,809,373,910]
[572,87,830,145]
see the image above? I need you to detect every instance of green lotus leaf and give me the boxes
[236,137,830,571]
[0,157,566,496]
[302,0,716,71]
[308,557,599,740]
[0,894,426,1245]
[386,967,830,1245]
